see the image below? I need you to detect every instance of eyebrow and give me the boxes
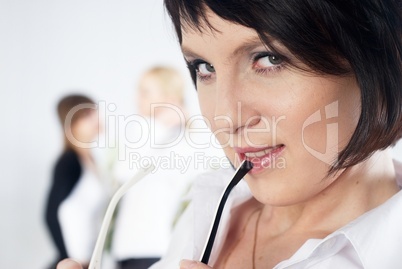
[181,37,268,60]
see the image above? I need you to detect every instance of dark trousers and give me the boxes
[117,258,160,269]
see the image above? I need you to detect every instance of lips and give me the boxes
[235,144,285,174]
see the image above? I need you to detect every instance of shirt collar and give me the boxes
[279,159,402,268]
[333,159,402,268]
[192,159,402,268]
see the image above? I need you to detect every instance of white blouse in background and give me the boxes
[58,167,107,263]
[150,160,402,269]
[111,119,225,260]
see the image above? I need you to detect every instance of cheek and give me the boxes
[296,82,356,161]
[198,89,216,130]
[91,119,100,133]
[71,123,83,138]
[74,120,98,139]
[279,76,359,152]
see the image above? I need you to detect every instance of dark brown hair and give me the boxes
[164,0,402,172]
[57,94,95,151]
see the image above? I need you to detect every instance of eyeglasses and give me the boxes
[88,163,155,269]
[88,159,253,268]
[200,160,253,265]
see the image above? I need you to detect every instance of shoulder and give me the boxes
[150,202,195,269]
[54,150,82,177]
[335,188,402,268]
[394,159,402,185]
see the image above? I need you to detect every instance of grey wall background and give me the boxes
[0,1,400,268]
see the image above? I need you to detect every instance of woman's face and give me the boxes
[72,109,99,143]
[138,74,164,117]
[182,13,361,206]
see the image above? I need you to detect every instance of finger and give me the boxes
[179,259,213,269]
[56,259,83,269]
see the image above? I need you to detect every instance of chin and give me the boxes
[244,168,310,207]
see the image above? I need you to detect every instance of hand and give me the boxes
[179,260,213,269]
[56,259,83,269]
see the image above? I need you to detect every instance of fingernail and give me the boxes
[179,259,197,269]
[57,259,81,269]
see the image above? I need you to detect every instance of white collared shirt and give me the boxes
[150,160,402,269]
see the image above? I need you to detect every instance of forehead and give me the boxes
[181,12,263,58]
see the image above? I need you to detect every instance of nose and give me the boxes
[213,74,260,134]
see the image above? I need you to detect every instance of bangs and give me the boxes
[73,107,96,119]
[165,0,350,75]
[165,1,274,42]
[165,1,212,40]
[57,94,96,125]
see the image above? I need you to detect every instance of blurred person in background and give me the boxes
[45,94,108,269]
[110,66,223,269]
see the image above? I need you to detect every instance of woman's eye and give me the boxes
[185,59,216,83]
[255,54,283,68]
[197,62,215,76]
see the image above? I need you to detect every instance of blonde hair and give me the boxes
[142,66,185,104]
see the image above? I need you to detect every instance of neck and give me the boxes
[153,103,187,128]
[259,150,399,237]
[72,147,91,159]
